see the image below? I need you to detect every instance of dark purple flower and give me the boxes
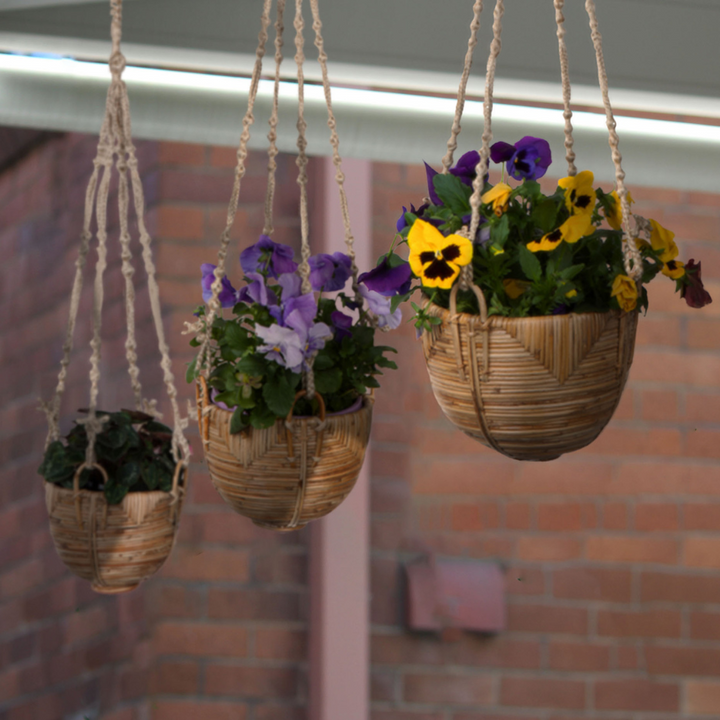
[236,272,277,307]
[682,259,713,309]
[358,256,412,297]
[308,252,352,292]
[490,136,552,181]
[397,204,423,233]
[450,150,480,186]
[424,162,443,206]
[552,304,570,315]
[331,310,353,339]
[201,263,237,308]
[282,294,318,332]
[240,235,298,279]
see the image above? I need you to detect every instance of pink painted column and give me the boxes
[309,156,372,720]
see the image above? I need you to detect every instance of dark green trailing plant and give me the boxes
[38,410,180,505]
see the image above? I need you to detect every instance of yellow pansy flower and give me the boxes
[503,278,531,299]
[662,259,685,279]
[558,170,596,216]
[648,219,678,263]
[605,190,635,230]
[481,182,513,217]
[611,274,638,312]
[408,219,473,289]
[526,214,595,252]
[565,289,578,299]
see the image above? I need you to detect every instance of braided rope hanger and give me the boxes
[197,0,361,398]
[445,0,643,283]
[43,0,190,470]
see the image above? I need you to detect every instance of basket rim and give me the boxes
[424,298,627,325]
[206,391,374,422]
[43,479,181,502]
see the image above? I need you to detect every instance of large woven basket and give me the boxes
[422,284,638,461]
[45,461,185,594]
[196,378,373,531]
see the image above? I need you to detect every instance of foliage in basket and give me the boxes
[384,136,711,327]
[186,235,405,430]
[39,410,179,504]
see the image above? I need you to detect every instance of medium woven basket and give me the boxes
[196,378,373,531]
[45,461,185,594]
[422,284,638,461]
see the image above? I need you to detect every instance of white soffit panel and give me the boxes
[0,39,719,193]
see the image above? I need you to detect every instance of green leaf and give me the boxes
[262,375,296,417]
[532,198,558,233]
[249,404,277,429]
[230,407,248,434]
[117,462,141,487]
[224,322,252,353]
[433,173,472,216]
[313,353,336,371]
[185,357,198,383]
[235,355,266,376]
[490,214,510,248]
[518,243,543,282]
[104,480,128,505]
[141,461,162,490]
[313,367,343,395]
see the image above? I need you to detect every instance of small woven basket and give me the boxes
[422,284,638,461]
[196,378,373,531]
[45,461,185,594]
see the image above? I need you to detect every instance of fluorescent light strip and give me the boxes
[3,52,720,145]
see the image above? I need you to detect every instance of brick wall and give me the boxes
[369,162,720,719]
[1,131,719,720]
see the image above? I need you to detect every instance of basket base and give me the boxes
[91,582,140,595]
[252,520,308,532]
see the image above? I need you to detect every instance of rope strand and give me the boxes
[554,0,577,176]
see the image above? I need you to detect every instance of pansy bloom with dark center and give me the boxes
[682,259,713,308]
[408,219,473,289]
[558,171,596,215]
[527,214,595,253]
[490,136,552,181]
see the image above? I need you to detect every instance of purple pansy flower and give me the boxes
[424,162,443,206]
[682,259,713,309]
[308,252,353,292]
[359,284,402,330]
[449,150,481,186]
[490,136,552,181]
[331,310,353,340]
[237,272,277,307]
[359,256,412,297]
[201,263,238,308]
[240,235,298,278]
[255,324,305,371]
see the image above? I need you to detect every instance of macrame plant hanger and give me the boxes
[418,0,641,461]
[195,0,371,531]
[42,0,190,547]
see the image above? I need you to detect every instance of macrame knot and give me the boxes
[109,51,126,78]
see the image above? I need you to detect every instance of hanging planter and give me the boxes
[384,0,711,461]
[187,0,401,529]
[39,0,190,592]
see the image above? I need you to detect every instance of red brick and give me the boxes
[636,316,682,347]
[687,319,720,351]
[630,348,720,386]
[691,611,720,641]
[371,713,444,720]
[403,673,493,705]
[204,666,297,698]
[685,681,720,716]
[500,677,585,709]
[685,393,720,423]
[504,503,532,530]
[585,535,677,564]
[553,567,632,603]
[506,604,587,635]
[614,462,720,495]
[160,547,250,581]
[646,646,720,676]
[597,609,681,638]
[158,141,206,166]
[634,503,679,531]
[154,623,247,657]
[548,641,611,671]
[516,536,582,562]
[602,503,628,530]
[255,629,306,661]
[685,504,720,530]
[688,430,720,459]
[152,701,247,720]
[642,571,720,603]
[63,605,108,645]
[155,206,205,240]
[581,426,682,456]
[616,645,639,670]
[537,503,596,531]
[505,566,545,597]
[594,679,679,712]
[685,537,720,569]
[152,661,199,695]
[450,502,500,531]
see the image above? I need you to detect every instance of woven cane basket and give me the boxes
[45,462,185,594]
[422,285,638,461]
[197,378,373,531]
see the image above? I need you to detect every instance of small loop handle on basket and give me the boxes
[285,390,326,459]
[72,462,109,531]
[450,282,489,324]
